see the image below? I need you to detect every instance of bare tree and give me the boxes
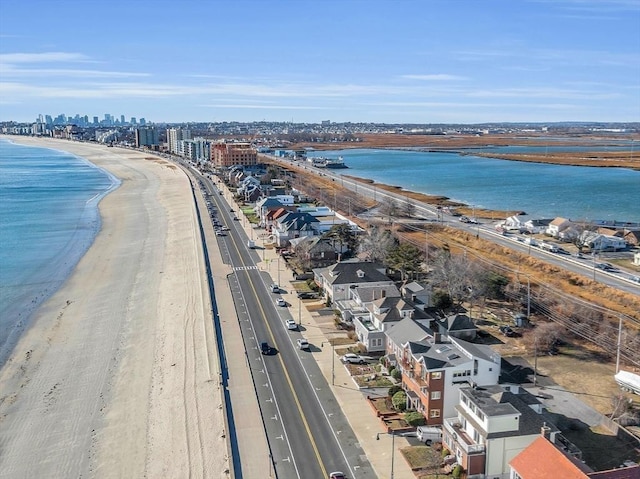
[430,250,484,309]
[402,200,416,218]
[379,197,399,223]
[358,226,396,263]
[289,241,312,273]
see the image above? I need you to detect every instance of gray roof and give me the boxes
[314,260,390,286]
[385,316,433,346]
[439,314,477,332]
[459,385,558,439]
[353,284,401,303]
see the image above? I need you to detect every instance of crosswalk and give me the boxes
[233,265,258,271]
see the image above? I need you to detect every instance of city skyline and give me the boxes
[1,0,639,124]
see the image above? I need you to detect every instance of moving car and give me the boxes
[297,338,310,350]
[276,298,286,307]
[260,341,272,355]
[329,473,346,479]
[285,319,297,330]
[341,353,365,364]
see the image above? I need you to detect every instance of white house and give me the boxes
[545,217,572,238]
[443,384,561,479]
[580,232,627,252]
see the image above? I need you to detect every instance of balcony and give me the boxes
[443,417,485,455]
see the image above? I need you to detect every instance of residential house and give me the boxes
[346,286,434,353]
[273,211,319,247]
[510,433,640,479]
[523,218,552,234]
[580,231,627,252]
[546,217,572,239]
[401,281,433,311]
[255,197,287,229]
[503,215,527,232]
[443,385,564,479]
[622,229,640,246]
[289,236,338,268]
[635,251,640,267]
[437,313,478,341]
[313,260,392,303]
[387,330,501,426]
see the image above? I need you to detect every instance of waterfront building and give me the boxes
[211,141,257,167]
[166,128,191,155]
[135,127,159,147]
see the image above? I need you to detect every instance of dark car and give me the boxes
[297,291,316,299]
[260,341,273,355]
[499,326,517,337]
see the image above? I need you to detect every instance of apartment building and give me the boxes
[211,142,257,167]
[386,328,501,426]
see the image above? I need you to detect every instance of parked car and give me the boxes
[297,338,310,350]
[416,426,443,446]
[296,291,316,299]
[270,283,279,293]
[341,353,366,364]
[285,319,297,330]
[276,298,286,307]
[499,325,517,337]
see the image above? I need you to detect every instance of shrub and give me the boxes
[404,411,426,426]
[391,368,402,381]
[441,448,450,458]
[452,464,463,478]
[388,385,402,397]
[392,390,407,411]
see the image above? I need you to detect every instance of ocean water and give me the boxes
[0,140,119,363]
[320,148,640,223]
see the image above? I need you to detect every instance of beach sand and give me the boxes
[0,138,227,478]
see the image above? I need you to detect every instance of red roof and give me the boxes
[510,437,591,479]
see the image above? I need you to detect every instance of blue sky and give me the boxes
[1,0,639,124]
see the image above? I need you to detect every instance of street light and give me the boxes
[322,340,336,385]
[376,431,396,479]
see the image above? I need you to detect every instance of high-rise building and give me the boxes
[135,127,159,147]
[120,115,125,125]
[131,117,137,125]
[138,118,145,125]
[166,128,191,154]
[93,116,99,125]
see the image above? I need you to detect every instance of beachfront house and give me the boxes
[523,218,553,234]
[546,217,572,239]
[579,231,627,252]
[443,384,563,479]
[313,260,392,303]
[387,329,501,426]
[272,211,319,247]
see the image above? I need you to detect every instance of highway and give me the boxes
[193,169,378,479]
[269,156,640,296]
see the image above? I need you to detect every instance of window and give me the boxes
[431,371,442,380]
[431,391,441,400]
[430,409,440,418]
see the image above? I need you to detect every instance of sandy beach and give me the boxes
[0,138,227,478]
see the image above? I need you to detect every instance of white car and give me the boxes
[285,319,297,330]
[297,338,310,350]
[341,353,365,364]
[276,298,286,307]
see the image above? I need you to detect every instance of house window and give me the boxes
[430,409,440,418]
[431,391,441,400]
[431,372,442,380]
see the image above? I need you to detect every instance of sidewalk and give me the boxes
[222,184,416,479]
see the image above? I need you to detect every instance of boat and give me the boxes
[309,156,348,169]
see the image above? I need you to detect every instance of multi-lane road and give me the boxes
[193,169,377,479]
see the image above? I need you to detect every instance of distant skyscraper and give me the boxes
[45,115,53,125]
[131,117,137,125]
[139,118,145,125]
[120,115,125,125]
[93,116,99,125]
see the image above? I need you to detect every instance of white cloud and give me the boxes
[400,74,468,81]
[0,52,89,63]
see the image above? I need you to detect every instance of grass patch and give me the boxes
[401,445,442,471]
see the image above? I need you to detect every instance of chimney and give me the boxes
[433,332,442,344]
[541,423,551,440]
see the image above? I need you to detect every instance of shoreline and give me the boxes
[0,137,227,477]
[0,138,121,367]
